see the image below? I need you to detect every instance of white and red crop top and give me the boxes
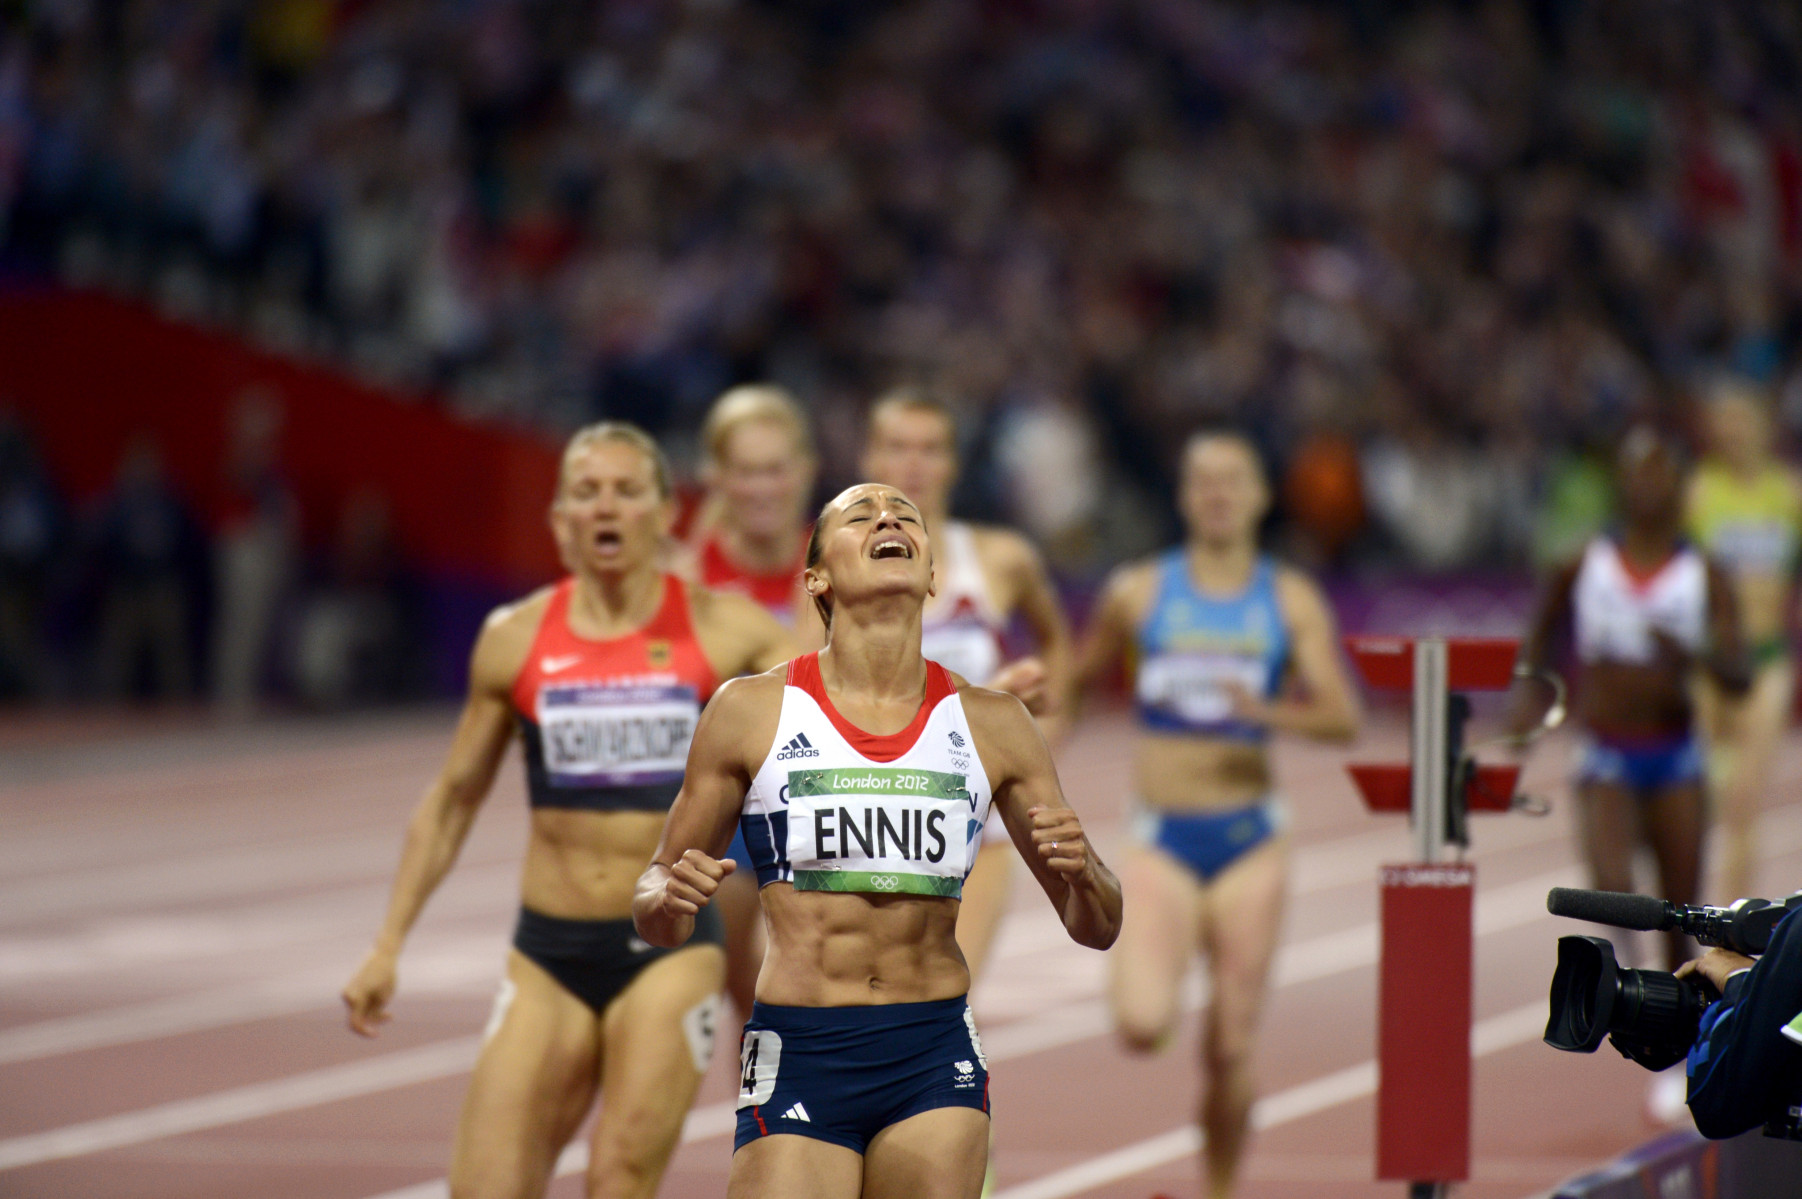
[737,652,993,898]
[1572,537,1709,667]
[920,522,1006,685]
[510,576,718,811]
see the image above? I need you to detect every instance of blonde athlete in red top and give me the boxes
[342,423,793,1199]
[678,384,825,1022]
[635,483,1121,1199]
[859,390,1073,980]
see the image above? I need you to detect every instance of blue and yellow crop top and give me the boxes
[1133,552,1290,741]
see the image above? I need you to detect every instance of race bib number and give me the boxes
[784,767,974,896]
[537,681,699,788]
[738,1029,782,1108]
[1137,652,1268,725]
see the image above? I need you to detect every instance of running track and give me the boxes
[5,704,1798,1198]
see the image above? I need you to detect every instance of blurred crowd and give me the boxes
[0,398,423,707]
[5,0,1802,578]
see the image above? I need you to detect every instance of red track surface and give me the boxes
[5,706,1799,1198]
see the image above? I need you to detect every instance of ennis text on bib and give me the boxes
[739,653,993,898]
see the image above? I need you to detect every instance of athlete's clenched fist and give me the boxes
[1028,804,1096,880]
[634,848,736,947]
[666,848,736,912]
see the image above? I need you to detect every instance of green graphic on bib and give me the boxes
[786,767,968,801]
[1785,1009,1802,1046]
[785,768,974,897]
[792,869,963,896]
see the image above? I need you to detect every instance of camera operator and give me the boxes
[1676,903,1802,1139]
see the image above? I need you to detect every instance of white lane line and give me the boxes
[992,999,1546,1199]
[0,792,1565,1063]
[0,1036,482,1171]
[0,947,501,1066]
[14,805,1789,1181]
[355,864,1592,1199]
[0,857,1585,1179]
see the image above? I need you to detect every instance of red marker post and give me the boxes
[1344,636,1525,1198]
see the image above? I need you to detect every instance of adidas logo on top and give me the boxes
[782,1101,811,1122]
[775,732,820,761]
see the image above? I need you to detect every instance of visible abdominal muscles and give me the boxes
[756,885,970,1006]
[521,809,666,918]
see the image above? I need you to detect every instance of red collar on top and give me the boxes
[785,651,955,763]
[1611,538,1683,591]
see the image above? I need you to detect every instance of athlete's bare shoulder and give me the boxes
[686,581,796,675]
[957,682,1044,781]
[1098,555,1161,622]
[1271,561,1332,619]
[468,584,555,694]
[694,665,789,775]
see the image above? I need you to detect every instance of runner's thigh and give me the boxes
[728,1135,863,1199]
[1199,835,1289,1036]
[1111,844,1206,1046]
[450,951,601,1199]
[862,1106,990,1199]
[587,944,726,1196]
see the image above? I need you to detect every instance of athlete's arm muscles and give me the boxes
[1507,556,1581,735]
[1068,562,1152,715]
[1703,558,1753,695]
[342,600,528,1035]
[634,674,778,947]
[1242,569,1360,741]
[966,688,1122,950]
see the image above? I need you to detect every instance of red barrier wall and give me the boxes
[0,287,563,590]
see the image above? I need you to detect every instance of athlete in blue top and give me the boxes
[1075,431,1361,1199]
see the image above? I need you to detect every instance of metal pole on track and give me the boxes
[1411,637,1449,865]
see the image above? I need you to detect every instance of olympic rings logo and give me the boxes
[870,875,900,891]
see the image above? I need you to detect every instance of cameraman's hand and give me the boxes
[1675,948,1755,994]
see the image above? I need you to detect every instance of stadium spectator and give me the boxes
[89,438,202,701]
[210,387,296,716]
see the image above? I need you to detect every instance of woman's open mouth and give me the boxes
[869,534,913,560]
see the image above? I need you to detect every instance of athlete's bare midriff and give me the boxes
[521,809,668,919]
[1133,733,1272,810]
[1579,659,1694,741]
[754,884,970,1006]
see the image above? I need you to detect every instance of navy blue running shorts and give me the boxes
[734,994,990,1154]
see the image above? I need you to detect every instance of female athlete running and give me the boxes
[341,423,793,1199]
[1685,383,1801,902]
[681,385,824,1021]
[860,389,1073,978]
[1514,427,1749,969]
[634,482,1121,1199]
[1076,431,1360,1199]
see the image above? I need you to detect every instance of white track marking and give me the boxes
[0,852,1718,1175]
[991,1000,1547,1199]
[0,788,1579,1062]
[347,864,1596,1199]
[0,946,500,1066]
[0,1036,483,1171]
